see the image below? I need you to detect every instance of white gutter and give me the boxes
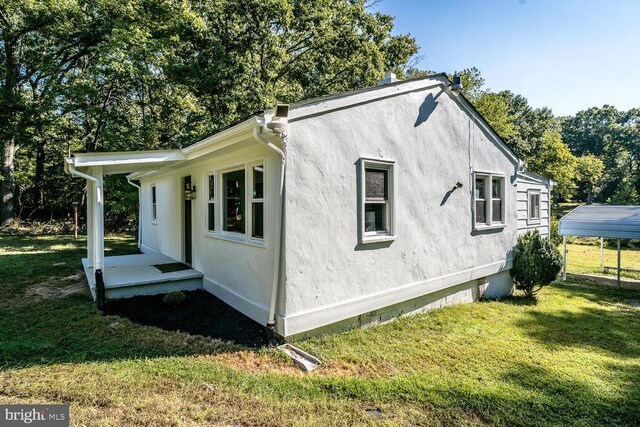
[127,175,142,249]
[252,126,286,333]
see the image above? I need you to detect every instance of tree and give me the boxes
[0,0,186,222]
[561,106,628,202]
[497,91,560,160]
[1,0,418,227]
[473,92,516,141]
[527,131,577,201]
[168,0,418,128]
[575,154,605,204]
[607,177,640,205]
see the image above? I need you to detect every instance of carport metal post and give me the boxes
[617,239,621,289]
[562,235,567,281]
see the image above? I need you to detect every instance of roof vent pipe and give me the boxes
[377,72,398,85]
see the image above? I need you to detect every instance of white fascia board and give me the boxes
[71,150,186,168]
[181,116,262,160]
[517,171,552,186]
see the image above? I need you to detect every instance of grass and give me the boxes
[1,234,640,425]
[563,239,640,280]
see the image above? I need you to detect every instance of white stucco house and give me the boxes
[65,73,552,339]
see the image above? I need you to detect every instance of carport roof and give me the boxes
[559,205,640,239]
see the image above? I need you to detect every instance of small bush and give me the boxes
[162,291,186,306]
[511,230,563,297]
[550,218,562,246]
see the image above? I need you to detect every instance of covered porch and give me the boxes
[65,150,191,303]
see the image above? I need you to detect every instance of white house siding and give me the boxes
[516,174,551,238]
[139,141,283,325]
[279,81,519,337]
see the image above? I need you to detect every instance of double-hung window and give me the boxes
[207,174,215,232]
[151,185,157,223]
[211,160,265,245]
[359,158,395,243]
[529,190,541,222]
[474,173,505,229]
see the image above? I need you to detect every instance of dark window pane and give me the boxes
[365,203,387,232]
[475,200,486,224]
[223,169,245,233]
[492,200,502,222]
[530,194,540,219]
[152,186,156,203]
[208,203,215,231]
[475,178,485,199]
[208,175,215,201]
[253,166,264,199]
[492,178,502,198]
[252,202,264,238]
[365,168,388,200]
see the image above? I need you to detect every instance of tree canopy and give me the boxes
[1,0,417,225]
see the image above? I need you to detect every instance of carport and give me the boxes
[559,205,640,288]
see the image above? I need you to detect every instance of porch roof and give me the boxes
[65,150,186,175]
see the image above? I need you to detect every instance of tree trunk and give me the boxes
[32,139,47,216]
[1,141,17,224]
[586,185,593,204]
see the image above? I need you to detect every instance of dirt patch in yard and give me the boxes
[25,272,87,299]
[101,290,268,348]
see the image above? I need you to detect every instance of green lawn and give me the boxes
[563,241,640,280]
[1,235,640,426]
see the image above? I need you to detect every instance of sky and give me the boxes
[374,0,640,116]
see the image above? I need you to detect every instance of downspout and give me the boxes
[127,176,142,250]
[252,126,286,339]
[67,160,106,306]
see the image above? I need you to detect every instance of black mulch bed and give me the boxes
[101,290,267,347]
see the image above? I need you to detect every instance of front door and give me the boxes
[184,176,193,265]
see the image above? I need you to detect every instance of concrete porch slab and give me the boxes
[82,252,204,300]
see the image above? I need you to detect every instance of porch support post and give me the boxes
[92,166,106,306]
[86,178,95,268]
[562,235,567,281]
[93,166,104,271]
[617,239,621,289]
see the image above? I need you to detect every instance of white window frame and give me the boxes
[473,172,506,231]
[205,171,216,234]
[527,189,541,224]
[359,157,395,244]
[205,157,266,248]
[249,162,265,242]
[219,165,247,241]
[150,184,157,224]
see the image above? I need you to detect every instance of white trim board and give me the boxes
[202,277,272,326]
[277,258,513,337]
